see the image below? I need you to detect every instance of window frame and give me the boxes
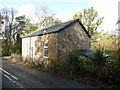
[34,43,37,56]
[43,45,48,58]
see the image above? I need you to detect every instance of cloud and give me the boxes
[17,4,35,16]
[17,4,39,23]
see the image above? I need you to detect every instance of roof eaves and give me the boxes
[78,21,91,38]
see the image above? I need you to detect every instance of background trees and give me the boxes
[73,7,104,38]
[40,16,61,28]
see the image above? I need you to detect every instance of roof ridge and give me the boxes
[22,19,90,38]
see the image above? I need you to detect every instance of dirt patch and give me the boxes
[2,56,12,60]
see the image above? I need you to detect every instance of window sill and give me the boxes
[43,56,48,58]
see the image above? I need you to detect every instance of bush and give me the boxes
[46,49,80,77]
[2,44,12,56]
[11,43,21,54]
[107,58,118,66]
[91,50,107,68]
[65,49,80,73]
[98,64,120,86]
[47,49,97,78]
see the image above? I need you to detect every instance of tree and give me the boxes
[33,6,61,29]
[13,15,38,42]
[73,7,104,37]
[11,15,38,54]
[34,6,51,22]
[1,8,16,45]
[0,13,4,36]
[40,16,61,28]
[0,8,17,55]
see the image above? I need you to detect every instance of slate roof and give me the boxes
[79,49,109,58]
[22,19,90,38]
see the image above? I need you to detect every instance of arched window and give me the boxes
[43,44,48,58]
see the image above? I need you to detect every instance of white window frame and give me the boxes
[43,45,48,58]
[34,43,37,56]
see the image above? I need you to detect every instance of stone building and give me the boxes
[22,19,90,65]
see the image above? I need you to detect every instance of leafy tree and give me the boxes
[91,32,120,63]
[13,15,38,41]
[12,15,38,54]
[73,7,104,37]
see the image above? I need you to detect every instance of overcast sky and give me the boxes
[0,0,119,33]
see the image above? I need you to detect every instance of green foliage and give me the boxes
[91,50,107,68]
[73,7,104,37]
[91,32,120,64]
[11,43,21,54]
[47,50,97,78]
[107,59,118,66]
[2,44,12,56]
[98,65,120,86]
[15,15,38,36]
[65,50,80,73]
[46,50,80,77]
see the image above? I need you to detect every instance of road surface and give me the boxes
[1,59,95,88]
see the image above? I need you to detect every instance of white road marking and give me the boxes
[0,67,18,80]
[3,73,24,88]
[1,68,29,89]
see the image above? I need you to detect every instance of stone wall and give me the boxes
[34,33,58,65]
[22,33,58,65]
[11,53,22,62]
[57,22,90,60]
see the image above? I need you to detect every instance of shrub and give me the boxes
[2,44,12,56]
[107,58,118,66]
[98,64,120,86]
[65,49,80,73]
[11,43,21,54]
[46,49,80,77]
[91,50,107,68]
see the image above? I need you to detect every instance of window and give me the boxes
[34,43,37,56]
[43,45,48,58]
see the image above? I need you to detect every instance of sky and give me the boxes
[0,0,119,33]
